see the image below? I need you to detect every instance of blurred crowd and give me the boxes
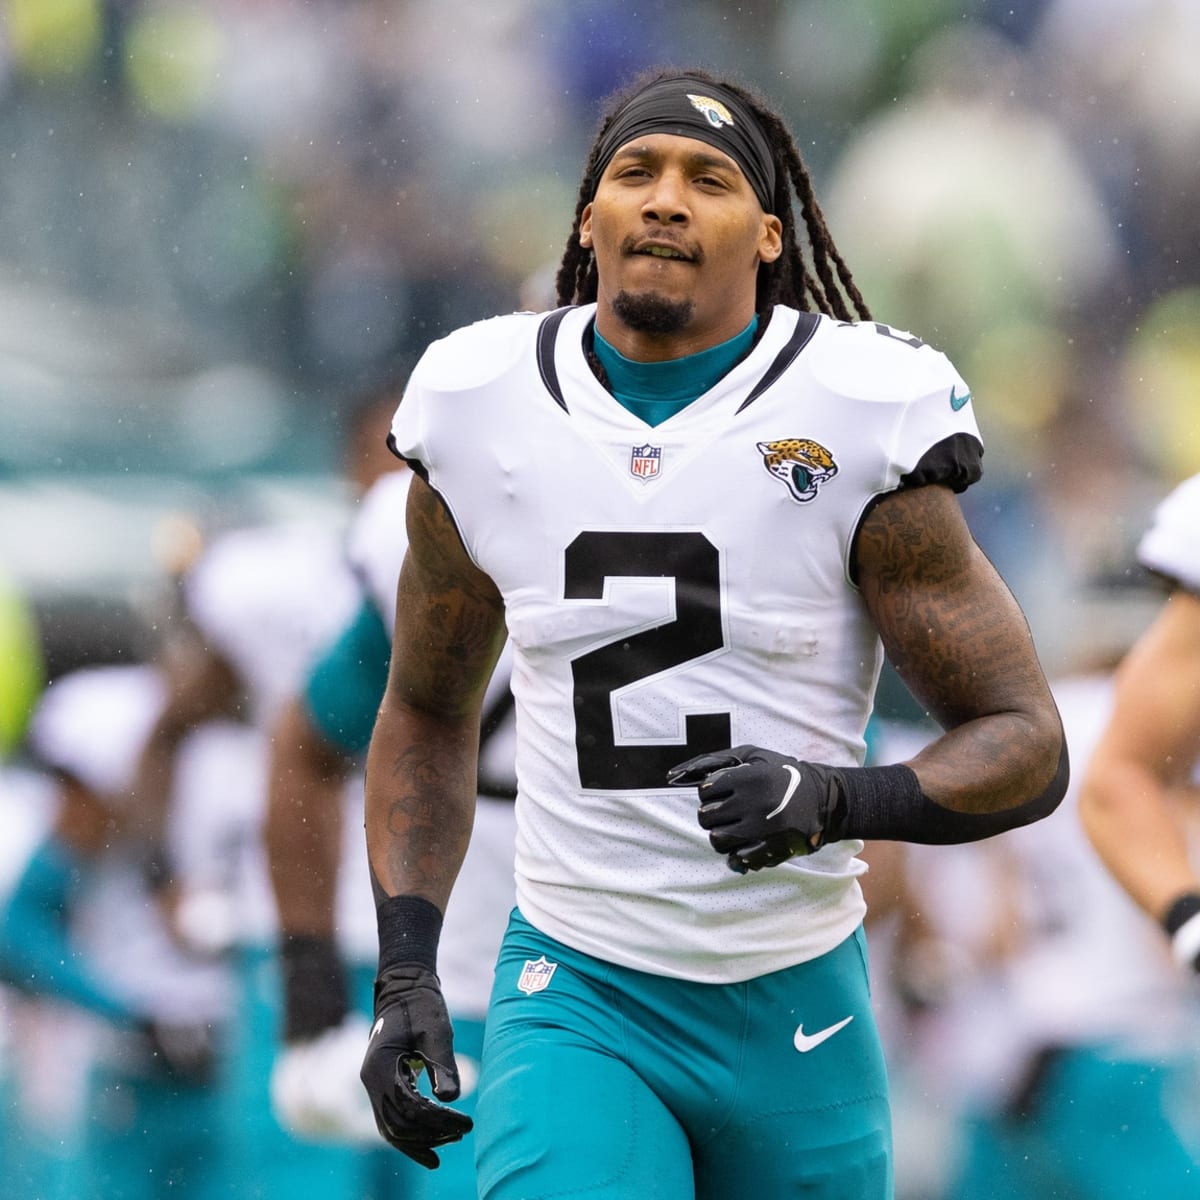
[1,0,1199,675]
[1,0,1200,1196]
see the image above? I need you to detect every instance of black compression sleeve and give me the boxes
[832,739,1069,845]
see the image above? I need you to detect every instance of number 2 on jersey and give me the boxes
[564,531,731,790]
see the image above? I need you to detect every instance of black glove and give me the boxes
[359,964,472,1169]
[668,745,848,873]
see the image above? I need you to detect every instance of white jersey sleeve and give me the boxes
[802,317,981,497]
[1137,472,1200,595]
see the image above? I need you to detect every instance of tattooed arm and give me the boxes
[359,475,505,1164]
[857,484,1064,814]
[364,474,507,908]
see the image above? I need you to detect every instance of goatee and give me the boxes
[611,290,693,336]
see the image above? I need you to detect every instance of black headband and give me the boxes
[591,76,777,213]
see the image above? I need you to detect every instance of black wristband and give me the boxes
[377,894,443,974]
[279,933,349,1043]
[1161,892,1200,936]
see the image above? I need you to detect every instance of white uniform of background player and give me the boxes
[179,519,396,1199]
[869,659,1200,1193]
[268,467,517,1198]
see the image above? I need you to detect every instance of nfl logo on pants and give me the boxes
[517,956,558,995]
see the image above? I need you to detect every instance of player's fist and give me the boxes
[668,745,846,872]
[359,965,472,1169]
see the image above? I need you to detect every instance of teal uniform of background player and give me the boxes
[302,594,491,1199]
[227,943,391,1200]
[0,836,227,1200]
[0,837,97,1200]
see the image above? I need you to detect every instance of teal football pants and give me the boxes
[475,910,892,1200]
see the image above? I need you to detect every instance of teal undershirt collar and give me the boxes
[592,316,758,427]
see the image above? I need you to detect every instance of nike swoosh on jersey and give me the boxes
[949,385,971,411]
[793,1015,854,1053]
[369,1017,384,1044]
[765,764,802,819]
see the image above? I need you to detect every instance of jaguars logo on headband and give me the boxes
[758,438,838,504]
[687,94,735,128]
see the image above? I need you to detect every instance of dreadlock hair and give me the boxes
[555,67,872,323]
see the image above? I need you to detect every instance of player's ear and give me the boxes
[579,203,594,250]
[758,213,782,264]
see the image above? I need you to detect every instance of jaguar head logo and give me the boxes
[757,437,838,504]
[687,93,735,128]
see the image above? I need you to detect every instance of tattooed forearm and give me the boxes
[858,485,1062,812]
[370,717,478,901]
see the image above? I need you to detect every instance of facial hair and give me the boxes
[611,290,694,336]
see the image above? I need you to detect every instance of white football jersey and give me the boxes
[185,520,361,727]
[183,521,368,953]
[1137,471,1200,595]
[392,303,983,983]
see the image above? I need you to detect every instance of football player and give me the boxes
[361,67,1068,1199]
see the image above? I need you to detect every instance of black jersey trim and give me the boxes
[536,306,574,412]
[385,431,428,481]
[899,432,984,495]
[735,311,821,414]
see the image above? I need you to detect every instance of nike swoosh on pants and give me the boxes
[793,1015,854,1053]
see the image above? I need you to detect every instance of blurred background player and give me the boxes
[1081,473,1200,988]
[128,376,417,1197]
[865,583,1200,1200]
[1,663,233,1200]
[265,453,518,1200]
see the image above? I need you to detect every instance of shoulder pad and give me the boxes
[807,319,967,406]
[412,311,544,393]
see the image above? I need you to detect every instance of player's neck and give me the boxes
[594,303,759,363]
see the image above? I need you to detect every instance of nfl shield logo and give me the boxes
[517,955,558,995]
[630,443,661,480]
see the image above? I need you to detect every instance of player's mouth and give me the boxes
[625,237,700,264]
